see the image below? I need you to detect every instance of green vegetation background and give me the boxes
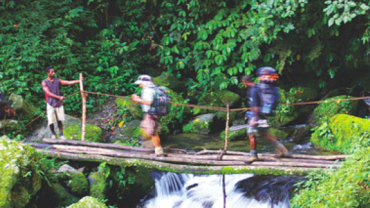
[1,0,370,207]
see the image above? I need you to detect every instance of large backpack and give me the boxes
[0,89,5,104]
[255,67,279,117]
[148,86,171,116]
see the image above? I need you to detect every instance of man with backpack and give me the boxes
[132,74,169,157]
[242,67,289,162]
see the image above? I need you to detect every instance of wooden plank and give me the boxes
[37,150,316,174]
[32,143,336,169]
[42,138,154,153]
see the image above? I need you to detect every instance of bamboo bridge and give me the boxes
[30,139,348,174]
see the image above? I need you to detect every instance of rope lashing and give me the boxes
[10,89,370,134]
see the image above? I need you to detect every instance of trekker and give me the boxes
[242,67,289,162]
[41,66,80,139]
[131,74,166,157]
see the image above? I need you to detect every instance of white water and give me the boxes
[141,172,291,208]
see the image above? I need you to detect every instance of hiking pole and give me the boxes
[80,73,86,141]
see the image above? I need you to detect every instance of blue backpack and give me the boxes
[256,67,279,117]
[148,86,171,116]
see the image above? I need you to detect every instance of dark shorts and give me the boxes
[140,114,159,136]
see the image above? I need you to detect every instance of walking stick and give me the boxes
[80,73,86,141]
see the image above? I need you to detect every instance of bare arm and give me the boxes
[59,79,80,85]
[42,81,64,100]
[131,94,152,105]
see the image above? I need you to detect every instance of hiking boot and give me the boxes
[244,156,258,164]
[154,146,167,157]
[155,153,168,157]
[51,134,57,139]
[275,143,290,157]
[59,135,67,140]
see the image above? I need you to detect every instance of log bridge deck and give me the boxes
[31,139,348,174]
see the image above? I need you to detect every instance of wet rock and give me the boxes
[0,119,18,130]
[0,136,47,207]
[183,113,225,134]
[311,114,370,154]
[67,196,107,208]
[27,114,103,142]
[8,93,39,121]
[153,74,183,92]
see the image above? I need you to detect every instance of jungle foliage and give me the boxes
[1,0,370,116]
[2,1,370,206]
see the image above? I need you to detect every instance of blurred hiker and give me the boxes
[41,66,80,139]
[242,67,289,162]
[132,74,170,157]
[0,89,15,120]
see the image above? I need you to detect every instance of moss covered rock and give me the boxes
[89,171,108,200]
[0,119,18,131]
[220,128,246,141]
[268,128,289,140]
[115,97,143,119]
[183,113,225,134]
[108,166,154,207]
[66,172,89,196]
[67,196,107,208]
[8,93,39,121]
[0,136,48,208]
[64,123,103,142]
[291,146,370,207]
[35,182,80,208]
[88,162,111,199]
[311,114,370,154]
[153,74,183,92]
[308,95,358,128]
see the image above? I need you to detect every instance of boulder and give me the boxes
[0,119,18,131]
[27,114,103,142]
[8,93,39,121]
[311,114,370,154]
[109,166,154,207]
[57,164,80,175]
[220,128,246,141]
[291,95,359,142]
[0,136,47,207]
[35,182,80,208]
[89,163,109,200]
[67,196,107,208]
[153,74,183,92]
[115,97,143,119]
[56,164,89,196]
[183,113,225,134]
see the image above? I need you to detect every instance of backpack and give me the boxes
[0,89,5,104]
[148,86,171,116]
[255,67,279,117]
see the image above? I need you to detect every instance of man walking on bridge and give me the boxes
[41,66,80,139]
[242,67,289,162]
[131,74,166,157]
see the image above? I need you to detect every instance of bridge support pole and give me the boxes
[80,73,86,141]
[224,104,229,151]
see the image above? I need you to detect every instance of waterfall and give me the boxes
[139,172,303,208]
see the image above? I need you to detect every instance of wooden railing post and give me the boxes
[224,104,230,151]
[79,73,86,141]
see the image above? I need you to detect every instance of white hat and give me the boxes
[134,74,153,85]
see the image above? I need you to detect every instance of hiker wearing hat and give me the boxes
[242,67,289,162]
[132,74,166,157]
[41,66,80,139]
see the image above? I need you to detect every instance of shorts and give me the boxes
[247,119,269,134]
[47,103,65,125]
[140,114,159,136]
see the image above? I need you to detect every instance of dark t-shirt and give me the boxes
[44,78,62,107]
